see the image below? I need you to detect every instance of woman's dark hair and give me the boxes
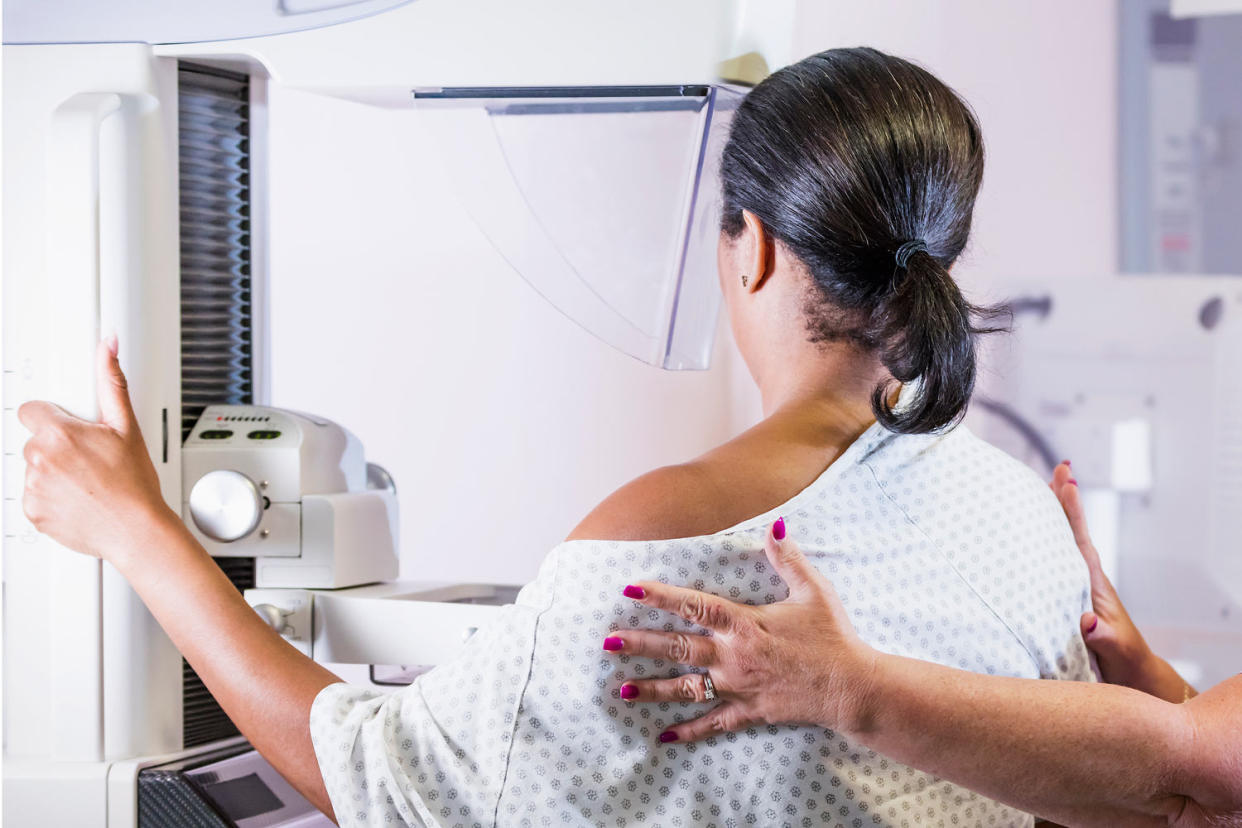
[720,47,1007,434]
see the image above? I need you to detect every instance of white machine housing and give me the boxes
[975,274,1242,690]
[0,1,788,825]
[183,405,398,589]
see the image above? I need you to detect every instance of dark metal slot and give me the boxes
[178,61,254,444]
[177,60,257,750]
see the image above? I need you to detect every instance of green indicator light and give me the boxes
[247,430,282,440]
[199,430,234,440]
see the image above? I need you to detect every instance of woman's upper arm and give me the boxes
[310,590,555,826]
[567,463,721,542]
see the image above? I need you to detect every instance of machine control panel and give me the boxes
[181,405,350,558]
[185,409,300,448]
[181,405,398,590]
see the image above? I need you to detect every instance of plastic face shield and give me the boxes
[412,85,744,370]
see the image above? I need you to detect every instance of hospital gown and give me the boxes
[309,421,1097,827]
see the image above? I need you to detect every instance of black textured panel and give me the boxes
[214,556,257,591]
[179,62,253,442]
[182,557,255,748]
[138,771,231,828]
[178,60,258,751]
[138,741,253,828]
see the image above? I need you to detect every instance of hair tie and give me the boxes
[894,240,928,269]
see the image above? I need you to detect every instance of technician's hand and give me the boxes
[605,519,878,743]
[18,337,176,562]
[1049,461,1194,703]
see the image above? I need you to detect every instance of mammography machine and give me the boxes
[183,405,399,589]
[5,1,1239,825]
[1,1,783,824]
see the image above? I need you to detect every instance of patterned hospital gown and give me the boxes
[309,421,1096,827]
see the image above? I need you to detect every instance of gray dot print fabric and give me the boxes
[309,422,1096,827]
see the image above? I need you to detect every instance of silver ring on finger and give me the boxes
[702,673,717,701]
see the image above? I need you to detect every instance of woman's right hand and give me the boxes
[17,338,177,564]
[1050,462,1194,703]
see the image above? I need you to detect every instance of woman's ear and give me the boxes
[741,210,772,294]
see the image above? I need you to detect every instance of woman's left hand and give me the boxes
[606,519,879,743]
[17,337,176,562]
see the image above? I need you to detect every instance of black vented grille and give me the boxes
[179,63,254,441]
[138,741,252,828]
[181,558,255,748]
[138,768,231,828]
[178,61,257,749]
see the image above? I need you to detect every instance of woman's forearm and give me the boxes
[851,652,1234,827]
[18,344,342,819]
[112,510,340,820]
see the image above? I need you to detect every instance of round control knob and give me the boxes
[189,469,263,542]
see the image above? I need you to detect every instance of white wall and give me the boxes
[266,88,757,585]
[266,2,1121,585]
[789,1,1120,294]
[784,0,1120,408]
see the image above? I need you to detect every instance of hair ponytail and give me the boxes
[720,47,1003,434]
[869,250,1008,434]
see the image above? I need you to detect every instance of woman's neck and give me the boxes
[569,343,892,542]
[754,341,890,447]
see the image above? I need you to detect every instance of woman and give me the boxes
[612,469,1242,826]
[20,48,1096,826]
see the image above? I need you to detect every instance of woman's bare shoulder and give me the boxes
[566,425,835,542]
[566,461,728,542]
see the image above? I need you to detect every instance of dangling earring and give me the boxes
[741,273,749,288]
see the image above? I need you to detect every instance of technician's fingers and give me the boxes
[655,703,753,744]
[625,581,742,633]
[95,336,137,435]
[1049,460,1073,493]
[619,672,717,704]
[1080,607,1125,646]
[1081,611,1101,639]
[1054,469,1107,583]
[1079,610,1129,669]
[603,629,717,667]
[1058,479,1091,550]
[763,519,822,600]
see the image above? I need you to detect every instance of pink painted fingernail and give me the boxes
[620,684,638,700]
[1085,616,1098,634]
[603,637,624,652]
[1068,478,1078,486]
[772,517,786,540]
[623,585,645,600]
[658,730,679,743]
[1062,459,1071,468]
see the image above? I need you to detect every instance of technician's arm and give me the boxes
[854,641,1241,827]
[614,531,1242,826]
[18,340,339,821]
